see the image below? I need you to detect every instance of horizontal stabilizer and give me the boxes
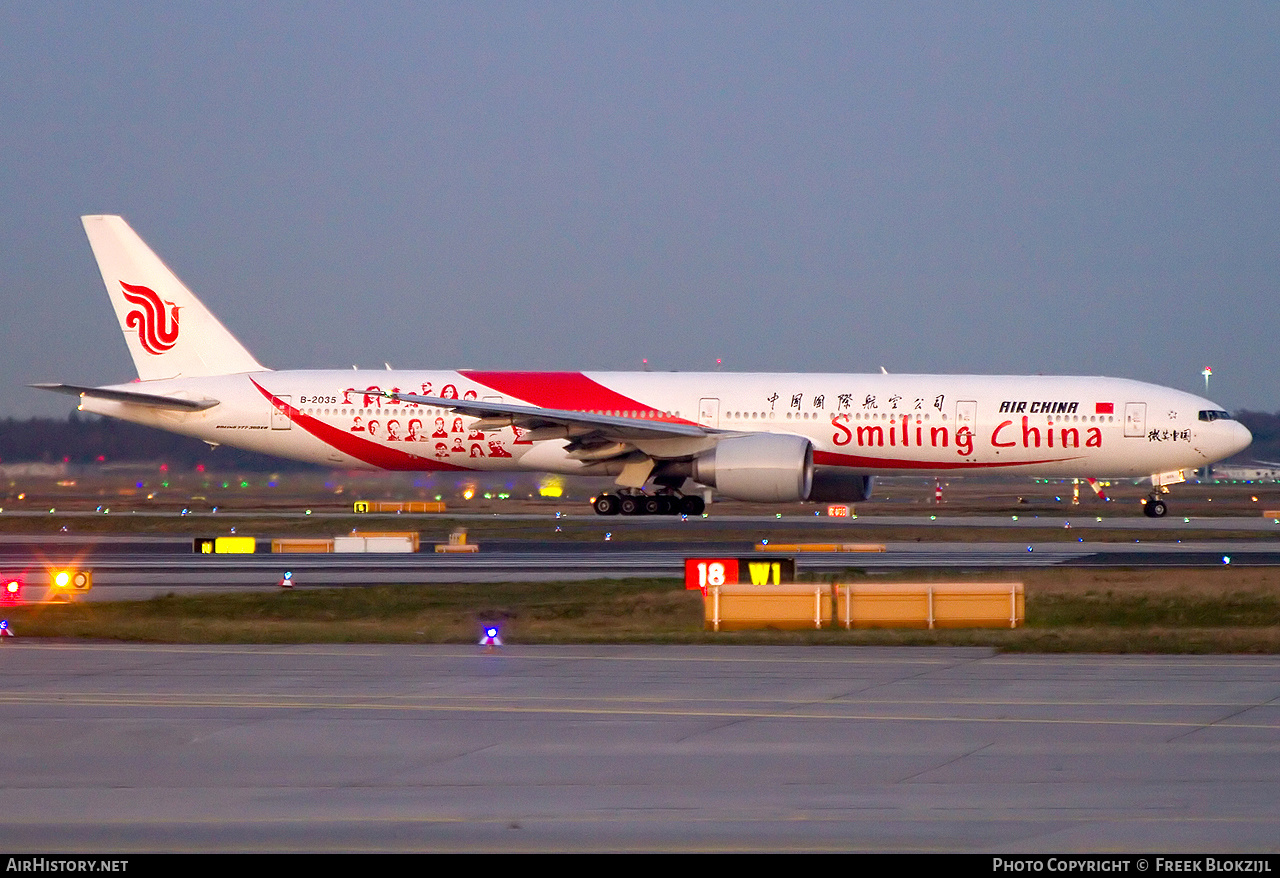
[31,383,219,411]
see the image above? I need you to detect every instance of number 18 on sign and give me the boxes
[685,558,739,594]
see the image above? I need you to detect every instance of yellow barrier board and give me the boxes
[838,582,1023,629]
[355,501,446,513]
[271,539,335,553]
[704,581,1023,631]
[705,584,831,631]
[755,543,841,553]
[841,585,931,629]
[755,543,885,553]
[930,585,1024,629]
[213,536,257,554]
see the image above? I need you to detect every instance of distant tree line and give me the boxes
[1,411,1275,471]
[0,414,318,471]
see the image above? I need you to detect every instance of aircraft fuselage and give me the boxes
[78,369,1248,480]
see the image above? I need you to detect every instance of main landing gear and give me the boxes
[592,491,705,516]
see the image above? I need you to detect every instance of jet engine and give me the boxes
[691,433,814,502]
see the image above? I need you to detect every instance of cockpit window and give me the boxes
[1198,410,1232,422]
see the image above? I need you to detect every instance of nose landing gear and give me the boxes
[1142,494,1168,518]
[1142,470,1186,519]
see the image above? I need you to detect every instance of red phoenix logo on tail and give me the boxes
[120,281,180,354]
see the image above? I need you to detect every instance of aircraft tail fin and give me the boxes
[81,215,267,381]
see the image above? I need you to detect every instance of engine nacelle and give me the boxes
[808,469,874,502]
[692,433,814,502]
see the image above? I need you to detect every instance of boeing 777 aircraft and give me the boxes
[35,216,1252,517]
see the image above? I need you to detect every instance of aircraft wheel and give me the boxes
[655,496,677,515]
[681,496,705,516]
[619,496,642,516]
[1146,498,1168,518]
[593,494,621,516]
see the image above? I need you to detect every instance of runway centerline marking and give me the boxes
[0,691,1276,730]
[10,643,1280,675]
[2,690,1273,710]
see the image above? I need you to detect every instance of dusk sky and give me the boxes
[3,2,1278,418]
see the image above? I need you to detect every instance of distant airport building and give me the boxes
[0,462,69,478]
[1209,462,1280,482]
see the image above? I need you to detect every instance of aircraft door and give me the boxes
[271,395,292,430]
[955,400,977,432]
[1124,402,1146,438]
[698,398,720,428]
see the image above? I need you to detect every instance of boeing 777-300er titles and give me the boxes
[35,216,1252,518]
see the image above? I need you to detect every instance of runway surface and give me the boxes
[1,642,1277,852]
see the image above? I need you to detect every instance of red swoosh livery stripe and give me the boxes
[251,378,472,471]
[813,450,1085,470]
[461,371,691,422]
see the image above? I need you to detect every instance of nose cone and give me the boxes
[1227,420,1253,458]
[1203,418,1253,463]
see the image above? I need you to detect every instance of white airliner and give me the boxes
[35,215,1251,518]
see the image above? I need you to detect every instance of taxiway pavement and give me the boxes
[1,642,1277,852]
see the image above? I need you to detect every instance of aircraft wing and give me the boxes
[378,391,711,442]
[31,383,220,412]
